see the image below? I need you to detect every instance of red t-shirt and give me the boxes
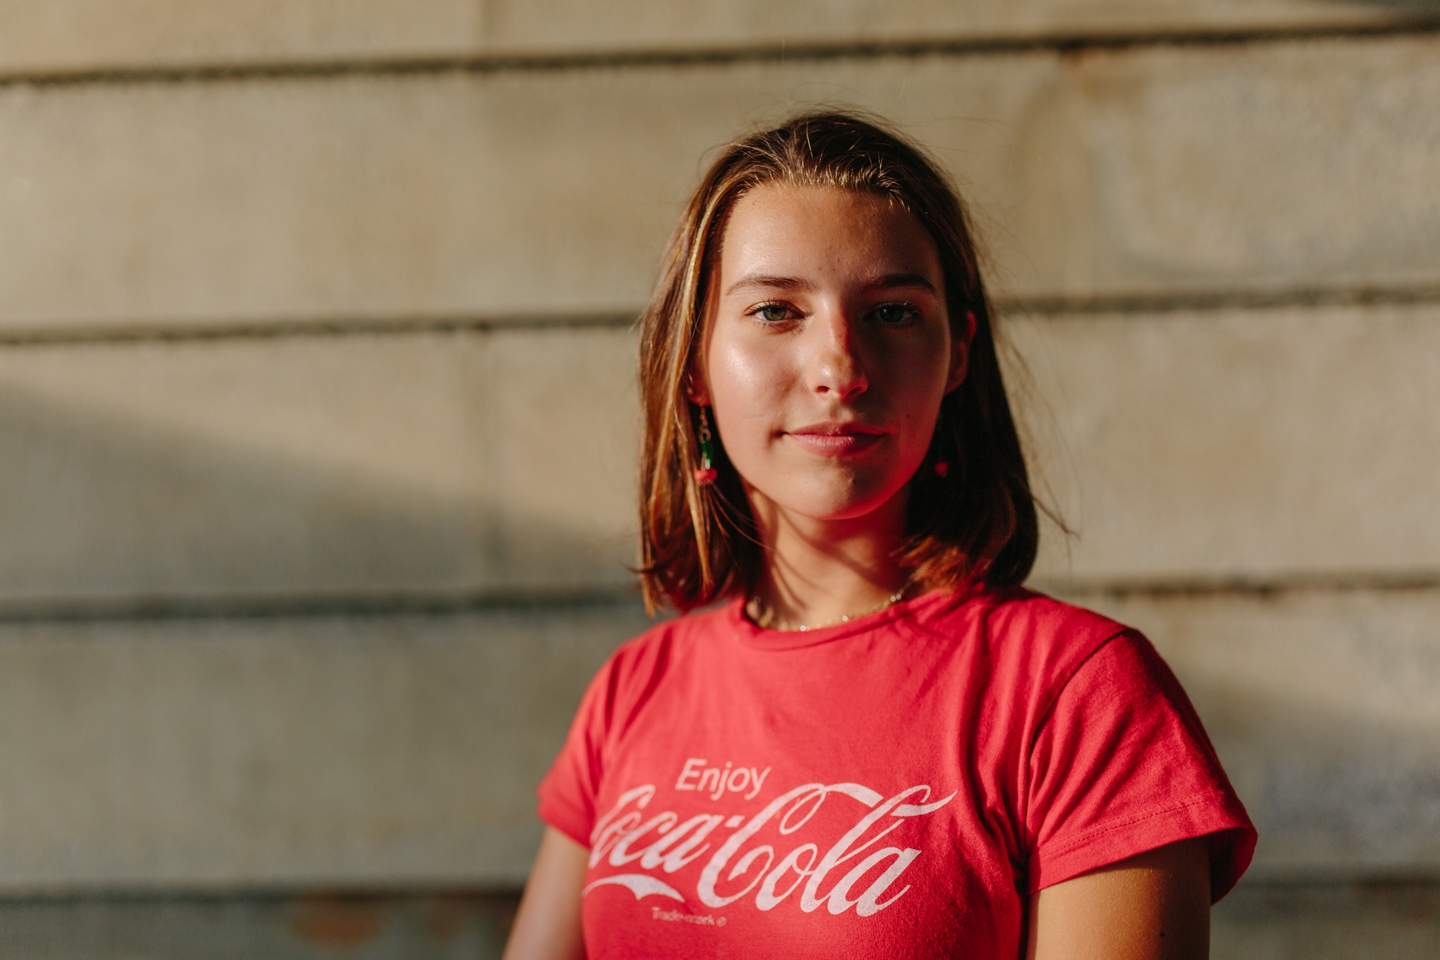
[538,586,1255,959]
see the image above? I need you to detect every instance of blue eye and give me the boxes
[754,304,793,323]
[872,303,916,325]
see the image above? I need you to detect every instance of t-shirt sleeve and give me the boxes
[535,655,618,849]
[1025,630,1256,902]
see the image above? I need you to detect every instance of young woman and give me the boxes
[504,112,1254,960]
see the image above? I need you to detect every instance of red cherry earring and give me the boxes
[694,407,718,485]
[932,409,951,478]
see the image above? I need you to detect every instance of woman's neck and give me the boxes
[746,488,911,631]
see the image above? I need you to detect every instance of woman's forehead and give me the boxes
[718,183,941,286]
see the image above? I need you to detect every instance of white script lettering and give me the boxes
[674,758,772,801]
[585,779,954,919]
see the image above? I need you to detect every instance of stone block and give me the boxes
[1069,34,1440,298]
[474,325,641,590]
[0,602,653,891]
[1072,587,1440,878]
[0,327,637,608]
[1019,301,1440,586]
[0,1,1411,75]
[0,0,481,74]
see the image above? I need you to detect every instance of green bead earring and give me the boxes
[694,407,718,485]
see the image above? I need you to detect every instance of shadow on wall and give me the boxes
[0,378,472,604]
[1216,692,1440,877]
[0,605,650,889]
[0,329,639,613]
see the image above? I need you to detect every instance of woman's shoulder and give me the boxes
[928,582,1129,642]
[923,583,1139,694]
[980,585,1128,642]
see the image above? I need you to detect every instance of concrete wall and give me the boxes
[1,1,1437,954]
[1,2,1429,74]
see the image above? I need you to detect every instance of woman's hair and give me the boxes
[637,110,1039,612]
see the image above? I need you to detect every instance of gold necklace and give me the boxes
[749,586,908,633]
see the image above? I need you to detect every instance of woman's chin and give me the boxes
[759,481,910,527]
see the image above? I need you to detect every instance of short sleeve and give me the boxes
[1025,631,1256,901]
[536,659,616,848]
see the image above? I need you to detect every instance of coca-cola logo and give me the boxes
[582,766,955,919]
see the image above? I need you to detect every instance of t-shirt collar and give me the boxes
[723,585,970,650]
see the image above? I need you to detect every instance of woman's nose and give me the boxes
[808,308,868,401]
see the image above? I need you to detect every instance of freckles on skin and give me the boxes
[700,183,962,524]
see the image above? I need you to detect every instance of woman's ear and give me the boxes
[685,341,712,406]
[684,375,711,407]
[945,311,978,394]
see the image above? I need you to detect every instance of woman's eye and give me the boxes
[872,303,917,325]
[753,304,794,323]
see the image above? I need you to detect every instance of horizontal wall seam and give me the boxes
[1040,571,1440,601]
[0,886,528,904]
[1,18,1438,89]
[0,587,649,624]
[3,284,1438,347]
[2,573,1439,624]
[1006,284,1440,318]
[0,311,644,347]
[0,876,1434,903]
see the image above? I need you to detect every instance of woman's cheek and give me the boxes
[709,343,791,440]
[716,404,780,486]
[721,334,787,394]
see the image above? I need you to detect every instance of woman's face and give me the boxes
[697,183,971,527]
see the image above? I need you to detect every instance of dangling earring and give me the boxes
[694,407,718,485]
[932,409,951,478]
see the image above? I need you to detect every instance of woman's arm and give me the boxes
[1027,837,1212,960]
[502,827,589,960]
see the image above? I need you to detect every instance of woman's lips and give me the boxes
[785,423,887,457]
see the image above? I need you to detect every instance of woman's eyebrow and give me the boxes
[724,274,816,296]
[724,273,937,295]
[870,273,937,293]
